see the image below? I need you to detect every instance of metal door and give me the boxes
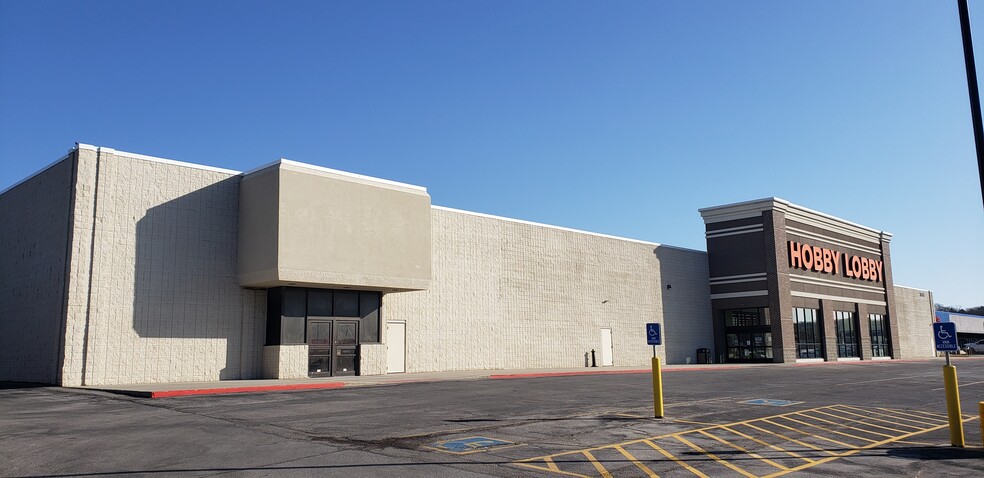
[333,320,359,376]
[600,328,614,366]
[387,321,406,373]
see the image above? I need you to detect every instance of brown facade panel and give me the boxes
[791,296,820,309]
[709,281,769,294]
[706,216,763,231]
[881,240,902,359]
[706,232,768,278]
[784,219,881,249]
[763,210,795,363]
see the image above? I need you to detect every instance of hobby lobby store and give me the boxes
[0,144,937,386]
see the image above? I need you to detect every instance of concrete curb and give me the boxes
[80,356,984,399]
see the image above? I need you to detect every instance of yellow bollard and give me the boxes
[652,356,664,418]
[943,364,964,447]
[979,402,983,448]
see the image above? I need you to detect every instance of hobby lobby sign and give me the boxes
[787,240,884,283]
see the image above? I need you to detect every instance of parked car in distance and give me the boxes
[963,339,984,354]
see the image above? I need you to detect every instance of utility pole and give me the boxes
[957,0,984,212]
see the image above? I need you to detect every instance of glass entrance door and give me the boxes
[723,308,773,363]
[308,320,332,377]
[333,320,359,376]
[307,319,359,377]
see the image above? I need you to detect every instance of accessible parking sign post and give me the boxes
[933,322,964,447]
[647,323,664,418]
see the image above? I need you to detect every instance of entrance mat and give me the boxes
[741,398,803,407]
[425,436,520,454]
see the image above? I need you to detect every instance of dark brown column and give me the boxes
[881,237,902,359]
[857,302,873,360]
[763,210,796,362]
[820,299,837,361]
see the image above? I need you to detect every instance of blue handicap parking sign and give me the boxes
[933,322,959,352]
[646,323,661,345]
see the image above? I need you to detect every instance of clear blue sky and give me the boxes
[1,1,982,307]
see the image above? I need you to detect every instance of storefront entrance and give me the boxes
[308,319,359,377]
[724,308,773,363]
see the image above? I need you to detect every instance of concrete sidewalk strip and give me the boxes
[76,357,965,399]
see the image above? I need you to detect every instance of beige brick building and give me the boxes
[0,144,937,386]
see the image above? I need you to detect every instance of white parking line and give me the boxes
[931,380,984,391]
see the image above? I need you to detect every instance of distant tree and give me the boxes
[965,306,984,316]
[935,304,984,316]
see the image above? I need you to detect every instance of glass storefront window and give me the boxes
[794,308,823,359]
[870,314,890,357]
[835,311,859,358]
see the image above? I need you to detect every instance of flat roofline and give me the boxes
[0,150,74,196]
[243,158,427,193]
[699,196,893,239]
[432,205,707,254]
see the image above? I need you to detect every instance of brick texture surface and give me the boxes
[61,150,265,386]
[893,285,934,359]
[262,345,308,379]
[0,155,75,384]
[381,208,712,373]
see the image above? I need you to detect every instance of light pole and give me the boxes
[957,0,984,212]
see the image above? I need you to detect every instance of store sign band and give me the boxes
[787,240,883,283]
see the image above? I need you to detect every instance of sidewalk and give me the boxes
[81,356,977,399]
[77,361,781,398]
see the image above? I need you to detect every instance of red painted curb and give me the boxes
[149,382,345,398]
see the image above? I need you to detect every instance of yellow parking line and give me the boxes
[792,411,894,438]
[808,408,912,434]
[740,422,832,458]
[760,416,979,478]
[775,416,878,443]
[514,405,969,477]
[759,418,855,450]
[642,439,709,477]
[512,459,591,478]
[883,407,950,422]
[826,406,926,430]
[672,419,722,426]
[673,434,757,478]
[835,405,946,427]
[721,425,816,463]
[697,429,790,471]
[613,444,659,477]
[582,450,613,478]
[859,409,948,427]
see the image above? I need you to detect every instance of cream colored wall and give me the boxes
[238,167,280,280]
[239,162,432,291]
[893,285,935,359]
[382,207,714,373]
[61,147,266,386]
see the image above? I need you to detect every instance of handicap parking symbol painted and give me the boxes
[426,436,518,454]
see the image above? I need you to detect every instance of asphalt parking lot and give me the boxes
[3,358,984,477]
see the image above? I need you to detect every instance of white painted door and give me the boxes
[387,322,406,373]
[600,328,614,366]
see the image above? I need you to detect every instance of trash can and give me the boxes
[696,348,711,364]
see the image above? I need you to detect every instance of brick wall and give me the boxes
[0,155,75,384]
[654,246,714,363]
[893,285,935,359]
[382,207,713,373]
[60,148,265,386]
